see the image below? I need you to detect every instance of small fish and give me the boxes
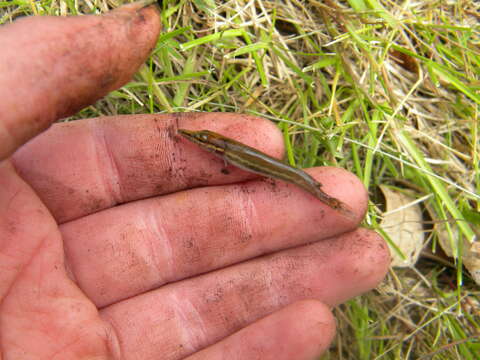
[178,129,354,218]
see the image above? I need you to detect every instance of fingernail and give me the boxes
[134,0,161,11]
[110,0,160,15]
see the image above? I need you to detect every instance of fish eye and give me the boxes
[200,134,208,141]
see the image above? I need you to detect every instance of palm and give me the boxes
[0,162,111,358]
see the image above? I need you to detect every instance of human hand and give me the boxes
[0,3,390,359]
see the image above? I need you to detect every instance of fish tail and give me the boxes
[313,185,355,219]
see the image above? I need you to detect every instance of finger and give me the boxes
[186,300,336,360]
[61,166,366,307]
[13,113,283,222]
[0,2,161,160]
[100,229,389,360]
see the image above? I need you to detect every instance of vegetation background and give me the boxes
[1,0,479,358]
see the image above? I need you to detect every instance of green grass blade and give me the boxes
[180,29,245,51]
[397,130,476,244]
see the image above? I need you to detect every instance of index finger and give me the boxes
[12,113,284,222]
[0,2,161,160]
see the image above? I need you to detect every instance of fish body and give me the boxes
[178,129,353,218]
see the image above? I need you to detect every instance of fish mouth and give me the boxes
[178,128,198,142]
[178,128,195,136]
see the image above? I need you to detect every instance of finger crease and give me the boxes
[237,185,260,252]
[168,291,208,353]
[91,121,123,205]
[145,204,175,285]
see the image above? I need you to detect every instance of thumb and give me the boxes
[0,1,161,160]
